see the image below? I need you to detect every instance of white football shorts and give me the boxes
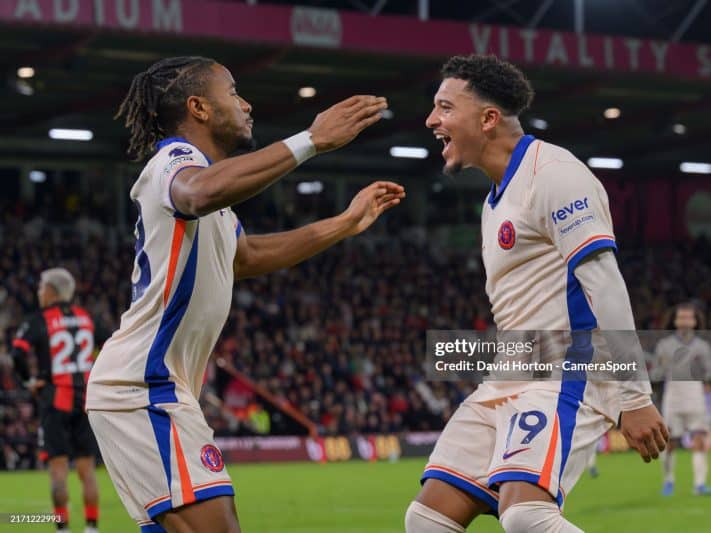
[421,389,612,515]
[663,409,708,439]
[88,402,234,531]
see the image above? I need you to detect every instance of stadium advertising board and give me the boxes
[216,431,633,464]
[215,435,406,464]
[214,436,310,463]
[1,0,709,78]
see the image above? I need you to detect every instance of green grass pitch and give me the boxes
[0,451,707,532]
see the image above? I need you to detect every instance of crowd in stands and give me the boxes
[1,202,710,467]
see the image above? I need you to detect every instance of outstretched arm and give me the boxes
[234,181,404,279]
[574,249,669,462]
[172,95,388,217]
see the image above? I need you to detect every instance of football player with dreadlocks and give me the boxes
[86,56,404,533]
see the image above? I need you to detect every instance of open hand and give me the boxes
[620,404,669,462]
[341,181,405,236]
[308,95,388,153]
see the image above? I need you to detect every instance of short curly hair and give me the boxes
[441,54,534,116]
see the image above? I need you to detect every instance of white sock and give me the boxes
[500,501,583,533]
[662,450,675,483]
[405,501,465,533]
[586,451,597,469]
[692,451,708,487]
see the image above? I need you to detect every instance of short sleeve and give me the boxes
[11,319,35,353]
[11,316,43,381]
[534,161,617,270]
[154,142,209,218]
[12,314,45,352]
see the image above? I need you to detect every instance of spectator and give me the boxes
[2,208,710,464]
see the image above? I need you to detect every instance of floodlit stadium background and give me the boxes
[1,1,710,531]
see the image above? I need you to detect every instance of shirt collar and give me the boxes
[487,134,536,209]
[156,136,189,150]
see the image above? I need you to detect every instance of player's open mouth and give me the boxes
[435,133,451,157]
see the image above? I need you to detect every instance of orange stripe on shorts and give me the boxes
[144,494,171,510]
[539,413,560,491]
[488,465,541,477]
[193,480,233,491]
[171,419,196,505]
[425,464,499,498]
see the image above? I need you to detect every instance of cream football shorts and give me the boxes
[88,402,234,531]
[663,409,708,439]
[422,389,612,515]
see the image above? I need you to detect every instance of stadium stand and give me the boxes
[2,197,709,465]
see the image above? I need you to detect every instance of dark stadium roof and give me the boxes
[1,0,710,184]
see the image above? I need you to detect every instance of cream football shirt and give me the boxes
[86,138,240,410]
[473,135,628,421]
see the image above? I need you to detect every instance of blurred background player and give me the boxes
[656,303,711,496]
[85,56,403,533]
[11,268,108,532]
[406,54,667,533]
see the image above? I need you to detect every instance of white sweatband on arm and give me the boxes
[283,130,316,165]
[574,249,652,412]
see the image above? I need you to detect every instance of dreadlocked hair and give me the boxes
[115,56,217,161]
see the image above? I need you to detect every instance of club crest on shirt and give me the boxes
[200,444,225,472]
[498,220,516,250]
